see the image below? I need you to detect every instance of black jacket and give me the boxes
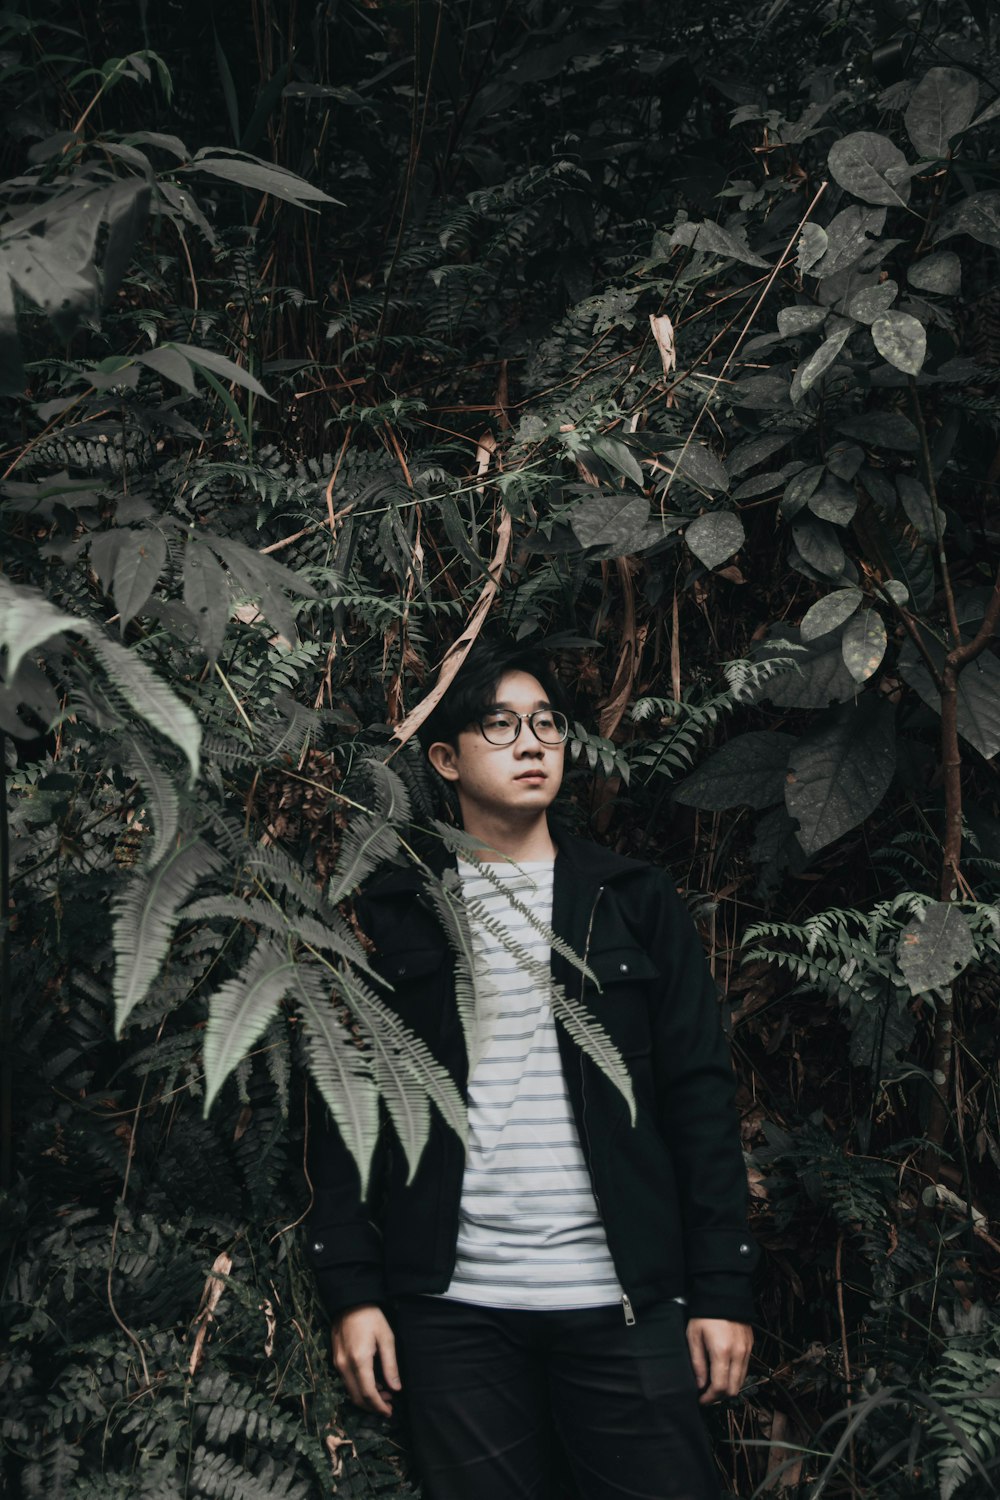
[304,828,759,1324]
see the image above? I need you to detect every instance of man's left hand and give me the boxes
[685,1317,753,1404]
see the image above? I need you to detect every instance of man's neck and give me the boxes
[458,811,556,864]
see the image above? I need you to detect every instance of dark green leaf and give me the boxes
[828,132,911,206]
[570,493,651,554]
[791,517,846,578]
[801,588,863,642]
[112,528,168,630]
[753,628,859,709]
[591,435,645,488]
[811,206,887,278]
[189,152,343,207]
[841,609,888,682]
[808,479,857,525]
[797,222,828,272]
[685,509,744,569]
[164,342,270,398]
[183,541,229,660]
[785,698,896,856]
[907,251,961,295]
[897,902,976,994]
[872,310,926,375]
[670,219,767,267]
[836,412,920,451]
[726,432,792,477]
[935,190,1000,250]
[904,67,979,159]
[896,474,940,537]
[847,280,897,324]
[660,444,729,493]
[781,465,824,519]
[899,639,1000,759]
[777,306,827,336]
[674,731,796,810]
[137,346,198,393]
[791,325,851,401]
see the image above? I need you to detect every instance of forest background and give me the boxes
[2,0,1000,1495]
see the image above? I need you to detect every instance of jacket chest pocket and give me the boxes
[584,946,657,1057]
[371,947,449,1045]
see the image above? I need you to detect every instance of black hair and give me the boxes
[417,633,571,755]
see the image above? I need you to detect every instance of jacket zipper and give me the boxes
[578,884,636,1328]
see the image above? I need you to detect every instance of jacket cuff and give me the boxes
[685,1273,755,1324]
[303,1222,386,1320]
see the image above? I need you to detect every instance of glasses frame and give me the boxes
[473,707,570,747]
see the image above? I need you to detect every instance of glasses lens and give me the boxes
[479,710,518,745]
[532,710,568,744]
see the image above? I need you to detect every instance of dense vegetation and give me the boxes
[2,0,1000,1494]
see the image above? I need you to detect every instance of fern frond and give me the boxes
[293,963,380,1192]
[202,940,299,1111]
[113,839,223,1032]
[123,738,180,867]
[327,759,410,904]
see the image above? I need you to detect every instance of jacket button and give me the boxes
[312,1241,324,1253]
[739,1242,751,1255]
[619,962,629,973]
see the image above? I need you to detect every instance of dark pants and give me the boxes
[390,1295,719,1500]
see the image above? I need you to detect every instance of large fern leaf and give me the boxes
[202,940,300,1111]
[292,964,380,1192]
[124,739,180,867]
[184,894,376,979]
[88,629,201,784]
[113,839,223,1033]
[327,759,410,904]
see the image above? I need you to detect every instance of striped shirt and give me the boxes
[435,859,623,1310]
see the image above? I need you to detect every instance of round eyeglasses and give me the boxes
[475,708,570,747]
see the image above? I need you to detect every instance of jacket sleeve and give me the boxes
[302,1091,389,1321]
[646,873,759,1323]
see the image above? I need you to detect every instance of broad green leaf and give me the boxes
[847,280,897,324]
[904,67,979,159]
[164,342,270,398]
[899,638,1000,759]
[881,579,909,605]
[897,902,976,995]
[896,475,941,538]
[808,480,857,525]
[670,219,767,267]
[88,630,201,783]
[907,251,961,296]
[189,152,343,208]
[100,181,150,309]
[836,412,920,451]
[685,509,744,569]
[209,533,316,644]
[591,435,645,488]
[203,940,300,1111]
[660,444,729,493]
[825,442,864,481]
[674,731,796,810]
[183,540,229,660]
[791,517,846,579]
[777,305,827,336]
[571,493,651,554]
[112,526,167,629]
[726,433,792,478]
[828,132,911,207]
[791,325,851,401]
[811,206,886,278]
[137,345,197,393]
[113,839,222,1032]
[781,465,824,519]
[752,628,858,709]
[785,698,896,856]
[0,576,78,680]
[935,189,1000,250]
[797,222,828,273]
[841,609,888,682]
[0,265,25,394]
[801,588,863,642]
[872,310,926,375]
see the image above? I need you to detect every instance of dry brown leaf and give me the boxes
[324,1431,355,1480]
[188,1251,233,1376]
[391,504,513,748]
[649,312,677,377]
[261,1296,276,1359]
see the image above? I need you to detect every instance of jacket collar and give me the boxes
[361,823,647,901]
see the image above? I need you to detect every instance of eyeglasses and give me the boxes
[474,708,570,747]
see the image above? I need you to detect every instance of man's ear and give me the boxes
[427,739,461,782]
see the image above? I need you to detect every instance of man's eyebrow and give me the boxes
[490,699,553,710]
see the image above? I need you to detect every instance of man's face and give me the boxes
[428,670,566,825]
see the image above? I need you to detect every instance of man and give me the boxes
[305,635,757,1499]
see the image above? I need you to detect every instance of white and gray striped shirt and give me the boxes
[435,859,623,1310]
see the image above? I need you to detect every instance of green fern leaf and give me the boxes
[328,760,410,904]
[88,629,201,784]
[113,839,223,1033]
[124,739,180,867]
[293,964,380,1192]
[202,940,299,1111]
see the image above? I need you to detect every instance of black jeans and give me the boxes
[390,1296,719,1500]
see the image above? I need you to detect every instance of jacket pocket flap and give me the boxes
[376,947,445,982]
[589,946,659,986]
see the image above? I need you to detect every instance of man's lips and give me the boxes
[514,770,547,781]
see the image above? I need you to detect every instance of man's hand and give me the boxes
[332,1305,401,1417]
[686,1317,753,1405]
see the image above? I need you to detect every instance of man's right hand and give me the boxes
[332,1305,401,1417]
